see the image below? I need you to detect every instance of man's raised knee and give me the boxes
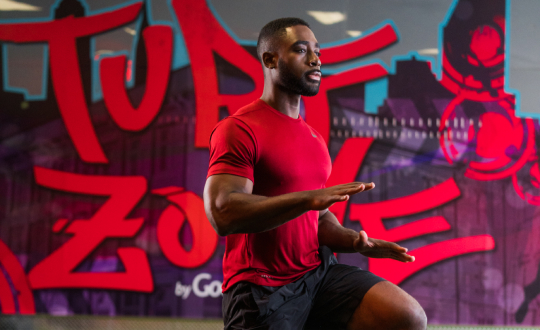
[395,303,427,330]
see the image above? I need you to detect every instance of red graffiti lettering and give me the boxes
[324,137,495,283]
[438,95,535,181]
[303,64,389,145]
[153,187,218,268]
[101,25,173,131]
[327,137,374,225]
[350,178,495,284]
[512,154,540,205]
[318,24,398,65]
[0,268,14,314]
[369,235,495,285]
[302,24,397,144]
[351,179,459,241]
[28,167,153,292]
[171,0,264,148]
[0,3,142,163]
[0,239,34,314]
[172,0,398,148]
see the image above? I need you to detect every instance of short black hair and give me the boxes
[256,17,310,62]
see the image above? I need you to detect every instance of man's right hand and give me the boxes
[305,182,375,210]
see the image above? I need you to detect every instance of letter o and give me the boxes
[192,273,211,297]
[208,280,222,298]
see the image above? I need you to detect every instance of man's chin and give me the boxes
[301,79,320,96]
[301,88,320,97]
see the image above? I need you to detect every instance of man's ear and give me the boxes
[262,51,277,69]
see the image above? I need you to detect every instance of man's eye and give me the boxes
[296,49,306,53]
[315,52,321,57]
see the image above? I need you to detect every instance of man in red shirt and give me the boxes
[204,17,427,330]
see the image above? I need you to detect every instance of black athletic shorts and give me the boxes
[222,246,385,330]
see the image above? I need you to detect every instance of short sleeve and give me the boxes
[207,118,257,182]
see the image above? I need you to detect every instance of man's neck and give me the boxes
[260,85,301,119]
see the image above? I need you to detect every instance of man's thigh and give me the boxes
[305,264,385,330]
[222,281,312,330]
[222,282,261,329]
[346,281,427,330]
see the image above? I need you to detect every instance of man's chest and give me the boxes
[251,123,331,194]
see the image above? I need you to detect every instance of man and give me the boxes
[204,17,427,330]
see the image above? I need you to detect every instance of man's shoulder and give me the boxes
[213,100,267,131]
[211,99,269,139]
[231,99,268,121]
[211,102,261,138]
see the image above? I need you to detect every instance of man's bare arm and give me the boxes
[317,209,359,253]
[203,174,369,236]
[318,209,415,262]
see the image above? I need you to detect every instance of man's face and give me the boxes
[275,25,321,96]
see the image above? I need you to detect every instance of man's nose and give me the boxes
[308,52,321,67]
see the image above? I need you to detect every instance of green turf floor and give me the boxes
[0,315,539,330]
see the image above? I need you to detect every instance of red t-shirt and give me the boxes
[207,99,332,292]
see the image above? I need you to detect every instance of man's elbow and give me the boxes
[210,217,232,237]
[205,204,235,237]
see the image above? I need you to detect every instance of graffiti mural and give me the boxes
[0,0,540,326]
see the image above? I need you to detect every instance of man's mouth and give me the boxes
[306,70,321,81]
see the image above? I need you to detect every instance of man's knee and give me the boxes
[348,302,427,330]
[347,281,427,330]
[395,303,427,330]
[374,302,426,330]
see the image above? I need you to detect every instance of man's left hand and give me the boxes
[353,231,415,262]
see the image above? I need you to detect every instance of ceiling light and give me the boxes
[124,27,136,36]
[307,11,346,25]
[418,48,439,55]
[0,0,41,11]
[347,30,362,37]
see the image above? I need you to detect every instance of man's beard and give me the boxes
[277,59,320,96]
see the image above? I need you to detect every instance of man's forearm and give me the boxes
[204,175,367,236]
[209,190,312,236]
[318,210,358,253]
